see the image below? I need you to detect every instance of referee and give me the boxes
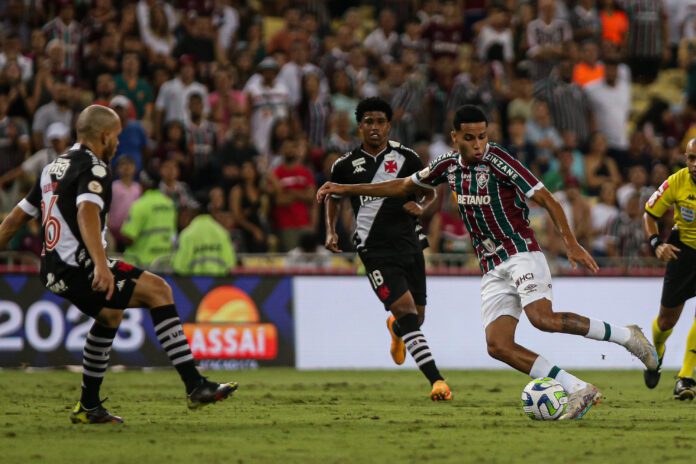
[643,137,696,400]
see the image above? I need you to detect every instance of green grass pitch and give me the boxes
[0,369,694,464]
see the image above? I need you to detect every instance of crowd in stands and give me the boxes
[1,0,695,272]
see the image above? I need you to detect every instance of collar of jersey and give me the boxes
[457,143,490,169]
[359,144,390,159]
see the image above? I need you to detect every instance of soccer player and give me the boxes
[0,105,237,424]
[643,137,696,400]
[318,105,658,419]
[325,97,451,401]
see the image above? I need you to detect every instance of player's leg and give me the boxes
[675,308,696,400]
[643,302,682,388]
[484,315,601,420]
[127,269,238,407]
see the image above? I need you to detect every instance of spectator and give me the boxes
[571,0,603,43]
[213,115,258,191]
[584,132,622,196]
[172,15,217,66]
[269,136,316,252]
[625,0,667,84]
[679,21,696,107]
[617,165,650,209]
[267,6,307,55]
[158,158,200,222]
[278,39,327,109]
[507,66,534,121]
[326,110,358,154]
[534,56,594,149]
[83,32,120,88]
[585,58,631,156]
[590,182,620,257]
[0,33,33,82]
[599,0,628,51]
[526,0,573,81]
[1,1,31,50]
[549,176,593,252]
[113,51,154,121]
[543,146,576,192]
[606,192,650,265]
[300,72,331,150]
[110,95,149,174]
[42,1,83,79]
[208,66,247,137]
[243,57,290,157]
[121,177,177,267]
[108,156,142,252]
[172,204,237,276]
[154,54,209,140]
[1,60,34,120]
[82,0,117,44]
[422,0,464,61]
[363,9,399,63]
[230,160,270,253]
[476,4,514,65]
[330,68,359,133]
[505,116,536,166]
[151,120,187,176]
[184,92,218,192]
[140,3,177,67]
[136,0,177,38]
[573,40,604,87]
[525,100,562,175]
[31,78,73,149]
[212,0,240,54]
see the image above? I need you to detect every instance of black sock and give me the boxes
[81,322,117,409]
[398,313,444,385]
[150,304,202,392]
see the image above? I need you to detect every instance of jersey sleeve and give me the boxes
[329,157,348,199]
[76,163,110,210]
[401,149,425,176]
[18,177,41,218]
[485,148,543,197]
[645,178,675,218]
[411,155,452,189]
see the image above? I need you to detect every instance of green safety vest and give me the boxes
[172,214,236,276]
[121,189,177,267]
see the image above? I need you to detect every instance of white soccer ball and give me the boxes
[521,377,569,420]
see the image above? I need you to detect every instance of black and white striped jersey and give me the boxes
[18,143,112,287]
[330,140,427,257]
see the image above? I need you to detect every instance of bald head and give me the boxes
[687,138,696,155]
[76,105,122,161]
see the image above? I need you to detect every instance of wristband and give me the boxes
[648,234,662,254]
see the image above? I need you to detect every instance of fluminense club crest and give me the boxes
[476,172,489,189]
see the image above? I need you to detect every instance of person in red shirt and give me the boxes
[270,135,316,251]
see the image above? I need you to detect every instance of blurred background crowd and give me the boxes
[0,0,694,273]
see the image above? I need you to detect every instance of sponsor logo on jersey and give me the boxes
[447,164,457,173]
[648,180,669,208]
[681,206,695,222]
[523,283,538,293]
[384,160,398,173]
[360,195,380,205]
[352,157,366,173]
[515,273,534,287]
[385,153,396,161]
[88,180,103,194]
[418,166,430,179]
[476,172,489,189]
[457,194,491,205]
[47,158,71,179]
[484,154,519,181]
[91,165,107,178]
[116,280,125,292]
[377,285,391,301]
[45,273,68,294]
[474,164,490,173]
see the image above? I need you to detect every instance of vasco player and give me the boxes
[643,138,696,400]
[0,106,237,424]
[325,97,451,401]
[318,105,658,419]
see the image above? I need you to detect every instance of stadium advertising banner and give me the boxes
[0,275,294,368]
[295,276,691,370]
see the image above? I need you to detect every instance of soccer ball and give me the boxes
[521,377,569,420]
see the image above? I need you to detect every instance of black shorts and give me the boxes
[661,232,696,308]
[360,252,427,309]
[43,260,144,318]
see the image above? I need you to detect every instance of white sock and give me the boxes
[530,355,587,394]
[586,319,631,345]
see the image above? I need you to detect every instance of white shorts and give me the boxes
[480,251,553,328]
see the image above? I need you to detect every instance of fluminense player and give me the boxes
[643,137,696,400]
[325,97,451,401]
[0,105,237,424]
[317,104,658,420]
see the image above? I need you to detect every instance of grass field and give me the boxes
[0,368,694,464]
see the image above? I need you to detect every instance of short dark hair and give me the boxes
[355,97,393,123]
[452,105,488,130]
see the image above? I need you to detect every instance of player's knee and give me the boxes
[526,309,556,333]
[141,274,173,307]
[390,303,417,319]
[486,340,511,361]
[96,309,123,328]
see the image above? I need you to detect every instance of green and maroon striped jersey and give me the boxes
[412,142,543,272]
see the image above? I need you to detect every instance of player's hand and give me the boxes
[92,263,115,300]
[325,232,342,253]
[566,241,599,273]
[656,243,680,262]
[403,201,423,217]
[317,182,344,203]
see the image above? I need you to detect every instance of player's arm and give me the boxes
[643,212,679,262]
[317,176,422,203]
[324,196,342,253]
[531,187,599,272]
[0,206,33,250]
[404,185,437,218]
[77,202,114,300]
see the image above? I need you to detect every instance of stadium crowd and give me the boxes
[0,0,694,271]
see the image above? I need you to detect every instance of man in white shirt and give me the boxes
[363,9,399,63]
[584,59,631,153]
[154,54,209,139]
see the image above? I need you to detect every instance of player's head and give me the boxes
[75,104,122,161]
[355,97,392,151]
[686,138,696,181]
[451,105,488,164]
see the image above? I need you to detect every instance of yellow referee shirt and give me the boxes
[645,167,696,250]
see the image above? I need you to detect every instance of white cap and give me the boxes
[46,122,70,141]
[109,95,131,109]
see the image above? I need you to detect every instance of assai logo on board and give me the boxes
[183,286,278,360]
